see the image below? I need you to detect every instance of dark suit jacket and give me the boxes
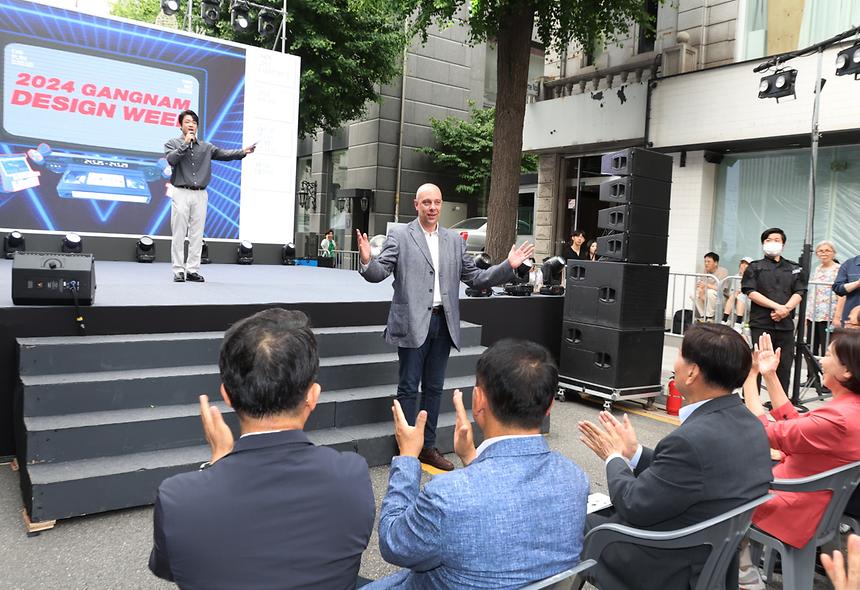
[149,430,375,590]
[359,219,514,350]
[593,394,773,590]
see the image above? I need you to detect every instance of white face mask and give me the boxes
[763,241,783,257]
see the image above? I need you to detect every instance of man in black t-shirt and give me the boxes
[741,227,808,392]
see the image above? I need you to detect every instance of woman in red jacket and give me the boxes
[739,329,860,588]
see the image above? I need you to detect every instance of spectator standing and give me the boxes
[320,229,337,258]
[834,253,860,328]
[563,231,587,260]
[806,240,841,356]
[691,252,729,320]
[584,239,598,261]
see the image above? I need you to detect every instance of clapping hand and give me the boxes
[754,333,781,377]
[597,412,638,459]
[452,389,476,467]
[507,241,535,269]
[199,394,234,465]
[578,412,630,461]
[356,230,371,265]
[392,400,426,459]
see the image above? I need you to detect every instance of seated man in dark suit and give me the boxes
[148,309,375,590]
[367,339,589,589]
[579,323,773,590]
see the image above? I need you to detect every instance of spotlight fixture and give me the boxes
[61,232,83,254]
[200,0,221,27]
[136,235,156,263]
[504,258,534,296]
[237,240,254,265]
[282,242,296,265]
[160,0,180,16]
[230,0,251,32]
[201,240,211,264]
[368,234,387,258]
[836,43,860,78]
[4,230,25,259]
[258,8,279,37]
[539,256,566,295]
[465,252,493,297]
[758,68,797,101]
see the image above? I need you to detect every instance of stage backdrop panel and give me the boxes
[0,0,299,243]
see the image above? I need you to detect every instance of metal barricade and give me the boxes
[327,250,360,271]
[665,272,722,338]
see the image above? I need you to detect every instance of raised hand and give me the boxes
[507,241,535,269]
[356,230,371,265]
[599,412,638,460]
[755,333,781,377]
[392,400,426,458]
[199,394,234,464]
[452,389,476,467]
[822,534,860,590]
[578,416,626,461]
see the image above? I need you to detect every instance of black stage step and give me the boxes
[16,324,493,524]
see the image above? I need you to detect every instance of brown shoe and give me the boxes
[418,447,454,471]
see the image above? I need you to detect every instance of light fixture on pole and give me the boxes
[200,0,221,27]
[258,8,279,37]
[758,68,797,102]
[161,0,180,15]
[230,0,251,32]
[835,42,860,77]
[297,180,317,211]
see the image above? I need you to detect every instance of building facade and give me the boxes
[524,0,860,276]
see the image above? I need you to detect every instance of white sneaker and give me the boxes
[738,564,766,590]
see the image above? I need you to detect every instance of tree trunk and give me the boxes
[484,3,536,263]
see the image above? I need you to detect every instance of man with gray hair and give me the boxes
[356,183,533,470]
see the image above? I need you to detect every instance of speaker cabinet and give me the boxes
[12,252,96,305]
[564,261,668,329]
[600,148,673,182]
[596,233,668,265]
[559,321,664,389]
[598,176,671,210]
[597,204,670,236]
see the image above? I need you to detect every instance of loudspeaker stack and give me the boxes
[560,148,671,394]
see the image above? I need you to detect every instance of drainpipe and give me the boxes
[699,0,710,69]
[393,19,409,222]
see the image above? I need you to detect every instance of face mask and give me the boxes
[763,242,783,257]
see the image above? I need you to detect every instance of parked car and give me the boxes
[449,216,534,253]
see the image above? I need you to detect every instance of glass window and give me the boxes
[711,145,860,270]
[637,0,658,54]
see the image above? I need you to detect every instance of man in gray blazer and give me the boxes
[579,323,773,590]
[357,183,533,470]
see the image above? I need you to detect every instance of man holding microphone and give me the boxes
[164,109,256,283]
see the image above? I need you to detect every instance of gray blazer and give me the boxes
[359,219,515,349]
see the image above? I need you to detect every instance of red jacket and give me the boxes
[752,393,860,548]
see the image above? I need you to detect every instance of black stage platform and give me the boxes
[0,260,563,458]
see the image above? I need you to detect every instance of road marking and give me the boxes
[625,407,680,426]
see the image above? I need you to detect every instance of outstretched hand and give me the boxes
[507,241,535,269]
[452,389,476,467]
[199,394,234,464]
[392,400,426,458]
[754,332,781,377]
[822,534,860,590]
[356,230,371,265]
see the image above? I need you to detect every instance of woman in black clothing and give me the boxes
[584,239,598,261]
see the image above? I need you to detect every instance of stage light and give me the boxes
[237,240,254,265]
[836,43,860,77]
[758,69,797,101]
[258,8,279,37]
[201,240,211,264]
[201,0,221,27]
[230,0,251,32]
[4,230,25,259]
[282,242,296,265]
[61,233,83,254]
[466,252,494,297]
[504,258,534,296]
[161,0,180,16]
[136,235,156,263]
[369,234,387,258]
[539,256,566,296]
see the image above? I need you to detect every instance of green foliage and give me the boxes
[111,0,407,137]
[419,103,536,200]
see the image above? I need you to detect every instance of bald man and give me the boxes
[357,184,534,470]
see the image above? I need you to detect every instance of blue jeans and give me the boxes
[397,312,452,450]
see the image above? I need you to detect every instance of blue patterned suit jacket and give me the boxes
[368,436,589,589]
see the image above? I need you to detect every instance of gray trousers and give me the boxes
[169,186,208,274]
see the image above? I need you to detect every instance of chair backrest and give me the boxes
[770,459,860,547]
[519,559,596,590]
[581,494,772,590]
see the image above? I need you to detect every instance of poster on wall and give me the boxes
[0,0,299,242]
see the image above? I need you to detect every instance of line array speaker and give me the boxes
[600,147,673,182]
[597,203,671,236]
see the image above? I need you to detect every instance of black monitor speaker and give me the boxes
[12,252,96,305]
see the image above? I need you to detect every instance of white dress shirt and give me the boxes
[422,224,442,307]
